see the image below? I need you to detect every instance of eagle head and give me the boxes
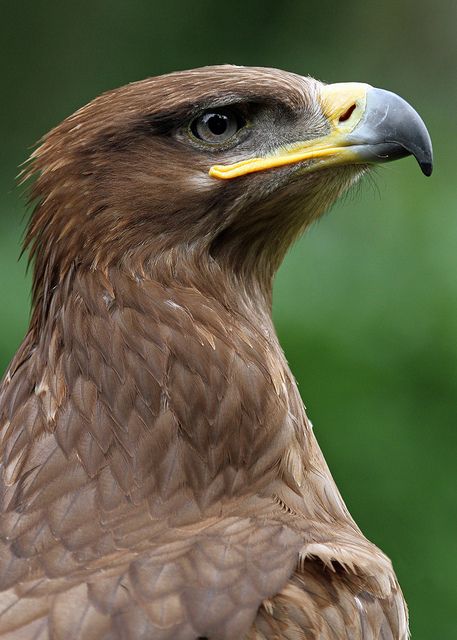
[25,65,432,310]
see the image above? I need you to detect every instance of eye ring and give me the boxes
[190,108,246,145]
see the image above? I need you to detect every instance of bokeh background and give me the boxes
[1,1,456,637]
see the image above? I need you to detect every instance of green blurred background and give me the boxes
[1,1,456,637]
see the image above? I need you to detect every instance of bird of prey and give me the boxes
[0,65,432,639]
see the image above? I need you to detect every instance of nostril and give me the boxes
[338,103,356,123]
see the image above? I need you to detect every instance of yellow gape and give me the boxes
[209,83,370,179]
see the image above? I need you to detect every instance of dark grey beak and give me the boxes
[347,88,433,176]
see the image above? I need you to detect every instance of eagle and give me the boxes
[0,65,432,639]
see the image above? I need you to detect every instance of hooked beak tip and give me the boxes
[420,161,433,177]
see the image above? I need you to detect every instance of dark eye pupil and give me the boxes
[207,114,228,136]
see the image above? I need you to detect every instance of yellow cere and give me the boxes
[209,82,370,180]
[320,82,370,130]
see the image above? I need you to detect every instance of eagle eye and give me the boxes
[190,108,245,144]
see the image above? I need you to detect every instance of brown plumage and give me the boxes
[0,65,432,639]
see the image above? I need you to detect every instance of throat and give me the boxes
[4,263,358,529]
[28,266,305,502]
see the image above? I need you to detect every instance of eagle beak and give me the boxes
[209,83,433,179]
